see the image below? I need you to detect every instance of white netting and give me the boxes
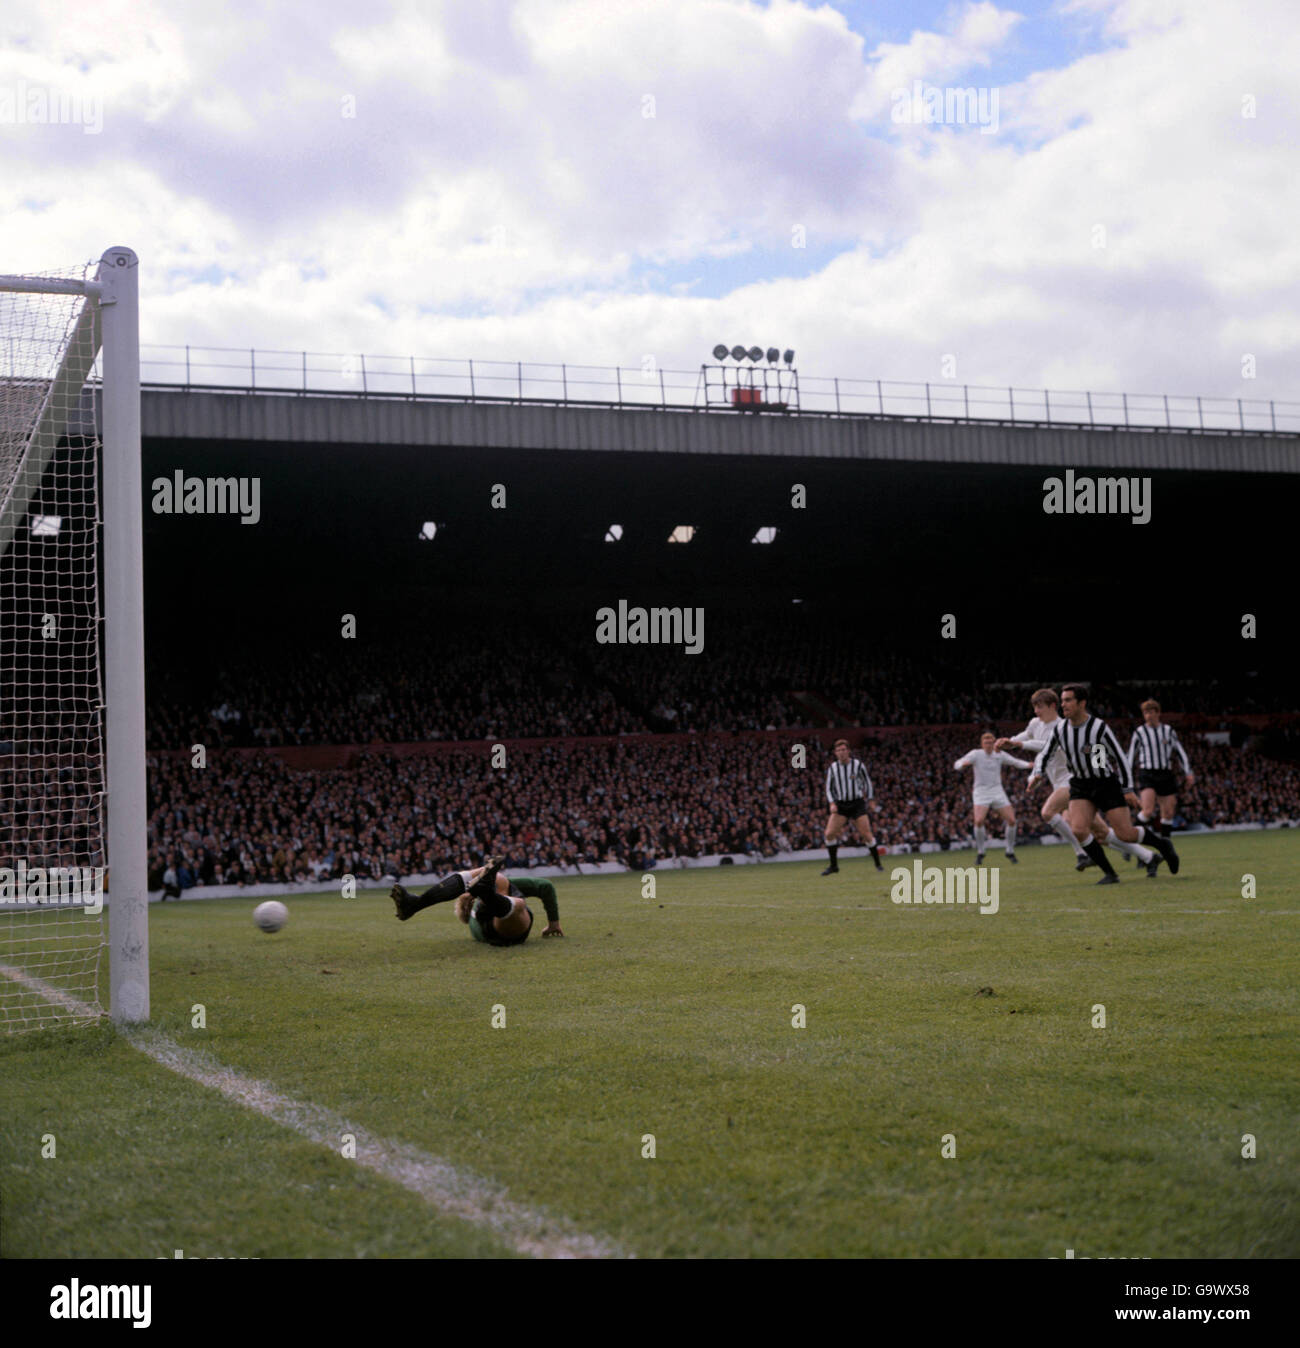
[0,264,107,1031]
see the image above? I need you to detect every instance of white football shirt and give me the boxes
[1013,716,1072,788]
[954,748,1033,788]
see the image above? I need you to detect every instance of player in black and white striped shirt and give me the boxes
[1128,699,1194,838]
[1000,687,1158,876]
[821,738,883,874]
[1027,683,1179,884]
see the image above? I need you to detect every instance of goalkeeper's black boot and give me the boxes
[1076,855,1095,871]
[1096,872,1120,885]
[469,855,505,899]
[820,864,839,876]
[391,884,416,921]
[470,857,514,921]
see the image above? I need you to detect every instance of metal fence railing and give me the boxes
[118,343,1300,434]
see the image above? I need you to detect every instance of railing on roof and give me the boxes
[121,344,1299,434]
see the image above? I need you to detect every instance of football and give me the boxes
[252,900,289,933]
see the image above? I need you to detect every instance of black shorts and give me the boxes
[833,798,868,820]
[1137,769,1179,796]
[1068,776,1129,814]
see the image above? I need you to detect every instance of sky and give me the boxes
[2,0,1297,403]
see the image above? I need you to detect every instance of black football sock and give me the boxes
[475,888,513,920]
[1084,840,1117,876]
[405,871,466,914]
[868,844,879,862]
[1160,820,1172,837]
[827,844,839,865]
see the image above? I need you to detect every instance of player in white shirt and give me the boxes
[999,688,1158,876]
[953,731,1033,863]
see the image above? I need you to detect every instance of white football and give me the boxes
[253,900,289,933]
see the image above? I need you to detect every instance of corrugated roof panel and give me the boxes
[139,389,1299,472]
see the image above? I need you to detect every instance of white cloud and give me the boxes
[859,0,1021,117]
[1,0,1296,403]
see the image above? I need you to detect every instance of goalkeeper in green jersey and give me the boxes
[390,856,563,946]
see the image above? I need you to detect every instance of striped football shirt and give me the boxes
[1128,722,1192,775]
[1032,714,1133,791]
[825,756,873,805]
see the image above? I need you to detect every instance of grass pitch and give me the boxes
[3,831,1298,1259]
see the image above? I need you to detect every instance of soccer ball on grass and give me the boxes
[253,900,289,933]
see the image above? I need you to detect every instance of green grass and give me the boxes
[3,831,1298,1258]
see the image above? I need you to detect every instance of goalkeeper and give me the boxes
[390,856,563,945]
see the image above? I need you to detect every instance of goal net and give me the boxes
[0,251,146,1031]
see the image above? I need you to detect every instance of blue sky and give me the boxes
[837,0,1115,81]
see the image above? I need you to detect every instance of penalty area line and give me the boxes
[0,963,628,1260]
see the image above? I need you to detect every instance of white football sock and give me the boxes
[1005,824,1017,853]
[1105,829,1152,865]
[974,825,987,852]
[1052,812,1086,856]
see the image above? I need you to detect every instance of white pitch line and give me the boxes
[0,961,102,1024]
[127,1027,628,1260]
[0,962,628,1260]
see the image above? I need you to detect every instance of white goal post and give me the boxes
[0,247,147,1029]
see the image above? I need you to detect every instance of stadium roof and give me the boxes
[136,386,1300,475]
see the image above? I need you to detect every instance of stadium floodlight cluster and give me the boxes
[0,249,146,1032]
[712,344,795,365]
[702,344,800,413]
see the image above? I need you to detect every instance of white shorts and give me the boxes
[973,786,1011,809]
[1045,764,1071,793]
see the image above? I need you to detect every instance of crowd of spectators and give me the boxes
[147,641,640,749]
[146,621,1295,750]
[145,730,1300,890]
[12,635,1299,883]
[0,757,103,869]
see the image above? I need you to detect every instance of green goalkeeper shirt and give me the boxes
[509,877,559,923]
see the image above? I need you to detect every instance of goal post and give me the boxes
[0,247,147,1029]
[99,248,148,1024]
